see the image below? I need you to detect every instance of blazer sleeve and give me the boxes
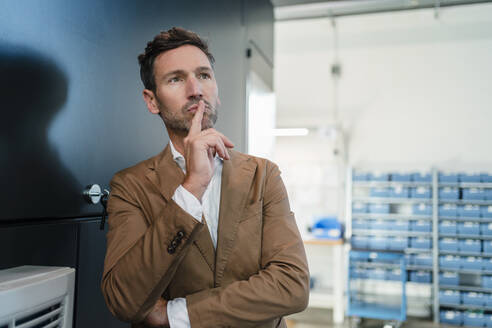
[101,171,204,323]
[185,161,310,328]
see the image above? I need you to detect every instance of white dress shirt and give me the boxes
[167,140,223,328]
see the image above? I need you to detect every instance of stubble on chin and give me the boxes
[160,103,218,136]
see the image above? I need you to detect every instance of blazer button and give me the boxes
[167,246,176,254]
[176,231,185,239]
[171,240,179,248]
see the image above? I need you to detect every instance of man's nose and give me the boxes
[186,76,203,98]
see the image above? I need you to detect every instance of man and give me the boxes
[101,27,309,328]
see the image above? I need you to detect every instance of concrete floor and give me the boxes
[286,308,456,328]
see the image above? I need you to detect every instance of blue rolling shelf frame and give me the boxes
[347,251,407,325]
[348,168,492,326]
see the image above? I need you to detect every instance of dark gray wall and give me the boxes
[0,0,252,221]
[0,0,273,327]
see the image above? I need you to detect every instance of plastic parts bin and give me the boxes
[439,272,459,285]
[440,310,463,325]
[439,187,459,200]
[439,290,460,305]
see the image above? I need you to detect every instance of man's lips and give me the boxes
[187,103,210,114]
[187,104,199,113]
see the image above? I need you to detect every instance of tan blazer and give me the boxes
[101,145,309,328]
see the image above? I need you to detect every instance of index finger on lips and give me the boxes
[188,100,205,136]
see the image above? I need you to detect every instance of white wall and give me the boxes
[276,2,492,172]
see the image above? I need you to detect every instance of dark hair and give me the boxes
[138,27,215,92]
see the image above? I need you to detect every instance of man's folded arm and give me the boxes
[101,172,204,323]
[186,162,310,328]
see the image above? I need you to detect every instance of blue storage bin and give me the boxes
[414,253,432,267]
[439,173,460,183]
[393,220,410,231]
[368,172,390,182]
[391,173,412,182]
[351,236,369,249]
[486,295,492,307]
[486,314,492,328]
[406,254,415,265]
[439,187,460,200]
[353,171,368,181]
[481,173,492,183]
[462,188,486,200]
[353,219,368,230]
[439,238,459,252]
[389,185,409,198]
[440,310,463,326]
[410,270,431,283]
[410,237,431,249]
[486,189,492,201]
[350,267,368,279]
[482,206,492,218]
[462,256,483,270]
[352,202,368,214]
[464,311,485,327]
[412,172,431,182]
[411,220,431,232]
[366,268,386,280]
[439,220,457,235]
[483,258,492,271]
[440,271,459,285]
[370,187,390,198]
[460,173,482,182]
[462,292,486,306]
[368,236,388,250]
[458,205,481,218]
[459,239,481,253]
[387,268,402,281]
[413,203,432,216]
[410,186,431,199]
[440,255,461,269]
[482,276,492,288]
[482,223,492,236]
[458,221,480,235]
[439,290,461,304]
[369,204,390,214]
[388,236,408,251]
[371,219,390,230]
[483,241,492,254]
[439,203,458,217]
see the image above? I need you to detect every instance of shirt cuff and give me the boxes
[172,185,203,222]
[167,298,191,328]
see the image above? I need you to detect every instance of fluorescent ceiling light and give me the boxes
[272,128,309,136]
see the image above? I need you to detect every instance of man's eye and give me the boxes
[169,77,181,83]
[199,73,211,80]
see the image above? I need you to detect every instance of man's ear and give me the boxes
[143,89,160,114]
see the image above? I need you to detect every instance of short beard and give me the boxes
[158,98,218,136]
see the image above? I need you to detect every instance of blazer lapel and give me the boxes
[145,144,216,273]
[145,145,184,202]
[214,150,257,286]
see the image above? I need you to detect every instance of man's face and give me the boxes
[149,45,220,134]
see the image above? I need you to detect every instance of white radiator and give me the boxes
[0,266,75,328]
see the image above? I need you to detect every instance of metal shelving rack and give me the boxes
[347,167,492,325]
[436,177,492,325]
[347,168,437,325]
